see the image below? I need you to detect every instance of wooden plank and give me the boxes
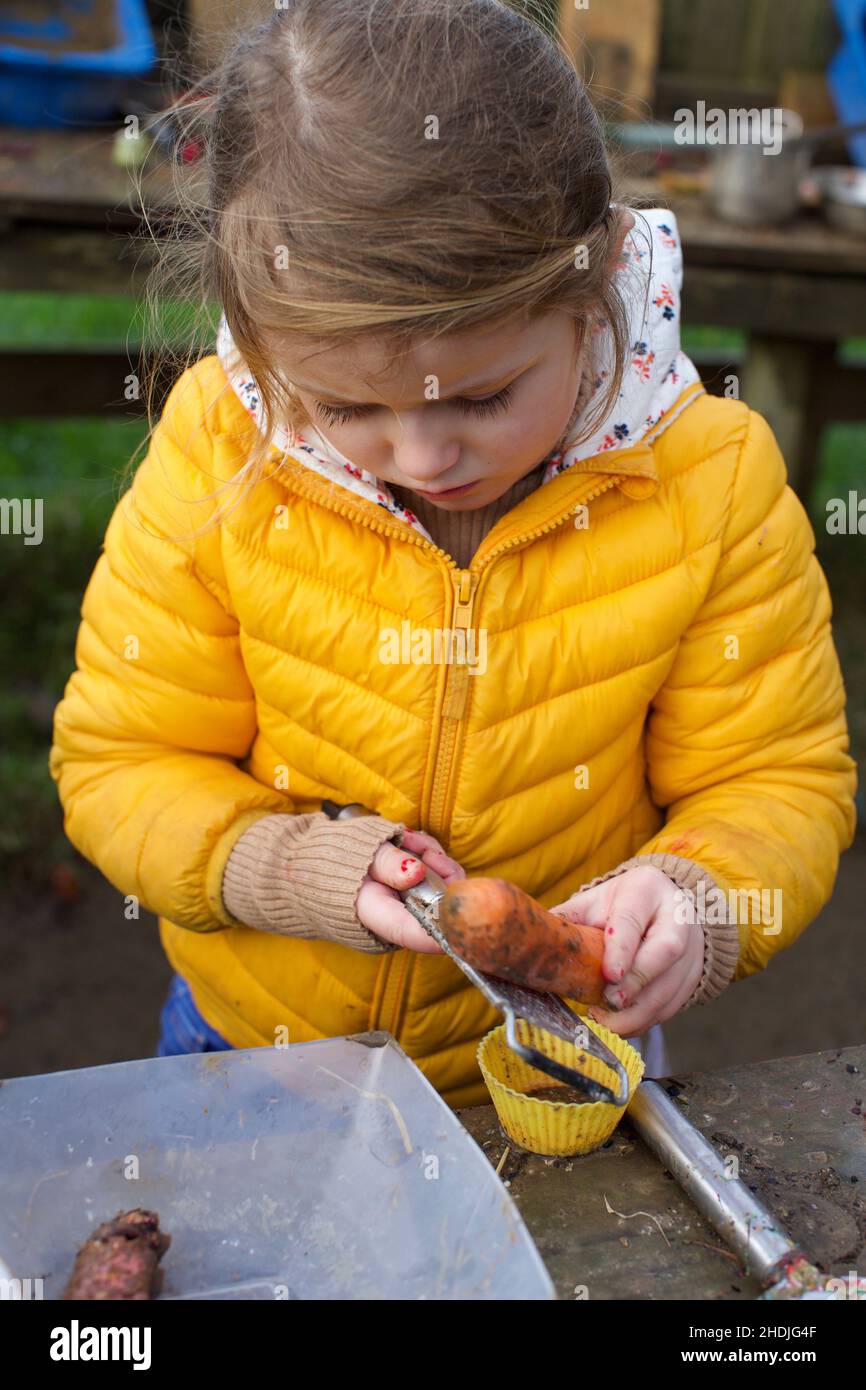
[810,359,866,421]
[743,0,774,85]
[6,211,864,318]
[684,267,866,340]
[0,125,179,225]
[749,0,836,86]
[0,226,157,295]
[187,0,270,69]
[4,128,862,281]
[661,0,835,84]
[778,70,838,131]
[0,348,739,418]
[623,179,866,278]
[658,0,692,73]
[458,1044,866,1300]
[558,0,661,118]
[2,348,863,432]
[681,219,866,278]
[653,70,776,122]
[660,0,752,83]
[740,337,824,491]
[0,350,184,417]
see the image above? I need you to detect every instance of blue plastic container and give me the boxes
[828,0,866,168]
[0,0,156,128]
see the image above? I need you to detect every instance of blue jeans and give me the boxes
[156,974,233,1056]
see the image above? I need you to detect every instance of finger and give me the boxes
[355,879,443,953]
[369,841,428,891]
[421,844,466,883]
[551,883,646,986]
[590,953,695,1036]
[601,870,670,986]
[590,973,679,1037]
[553,877,662,986]
[603,912,691,1009]
[399,829,442,854]
[400,830,465,882]
[549,884,610,930]
[620,912,694,1002]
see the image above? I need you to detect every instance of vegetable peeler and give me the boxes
[322,801,630,1106]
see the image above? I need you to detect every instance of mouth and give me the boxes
[413,480,478,500]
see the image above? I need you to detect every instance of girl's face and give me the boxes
[276,308,586,511]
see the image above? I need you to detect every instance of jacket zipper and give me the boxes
[280,464,624,1032]
[422,474,624,839]
[426,567,478,840]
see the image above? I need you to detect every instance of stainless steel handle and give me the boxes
[627,1080,802,1284]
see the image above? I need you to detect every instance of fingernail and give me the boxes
[400,856,421,875]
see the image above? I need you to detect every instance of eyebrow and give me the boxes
[290,358,536,407]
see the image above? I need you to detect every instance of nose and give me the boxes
[391,416,460,486]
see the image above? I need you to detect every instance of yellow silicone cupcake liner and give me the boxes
[477,1014,645,1157]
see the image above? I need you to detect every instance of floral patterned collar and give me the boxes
[216,206,701,541]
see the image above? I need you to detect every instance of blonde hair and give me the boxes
[139,0,637,494]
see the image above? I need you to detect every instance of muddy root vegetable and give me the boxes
[439,877,606,1004]
[63,1208,170,1300]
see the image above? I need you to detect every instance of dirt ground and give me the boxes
[1,833,864,1081]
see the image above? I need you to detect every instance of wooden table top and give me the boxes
[624,175,866,277]
[2,126,866,277]
[0,125,186,226]
[458,1043,866,1300]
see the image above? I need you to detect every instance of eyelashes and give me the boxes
[313,383,514,428]
[460,384,515,419]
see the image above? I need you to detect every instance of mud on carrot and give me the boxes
[438,877,606,1004]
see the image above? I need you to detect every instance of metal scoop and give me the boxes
[323,802,630,1106]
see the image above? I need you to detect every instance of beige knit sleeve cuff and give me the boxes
[581,852,740,1007]
[221,811,406,953]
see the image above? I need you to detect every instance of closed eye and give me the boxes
[314,383,515,428]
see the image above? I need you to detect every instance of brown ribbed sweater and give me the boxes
[222,447,739,1009]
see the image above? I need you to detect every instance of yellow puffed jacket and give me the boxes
[50,354,857,1105]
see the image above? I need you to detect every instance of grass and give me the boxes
[0,415,148,870]
[0,293,217,350]
[0,295,864,880]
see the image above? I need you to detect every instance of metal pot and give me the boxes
[708,109,812,227]
[817,166,866,237]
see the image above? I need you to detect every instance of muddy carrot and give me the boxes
[62,1209,170,1300]
[438,877,606,1004]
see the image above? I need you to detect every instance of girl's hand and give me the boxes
[356,829,465,953]
[550,866,704,1035]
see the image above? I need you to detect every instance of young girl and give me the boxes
[51,0,856,1107]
